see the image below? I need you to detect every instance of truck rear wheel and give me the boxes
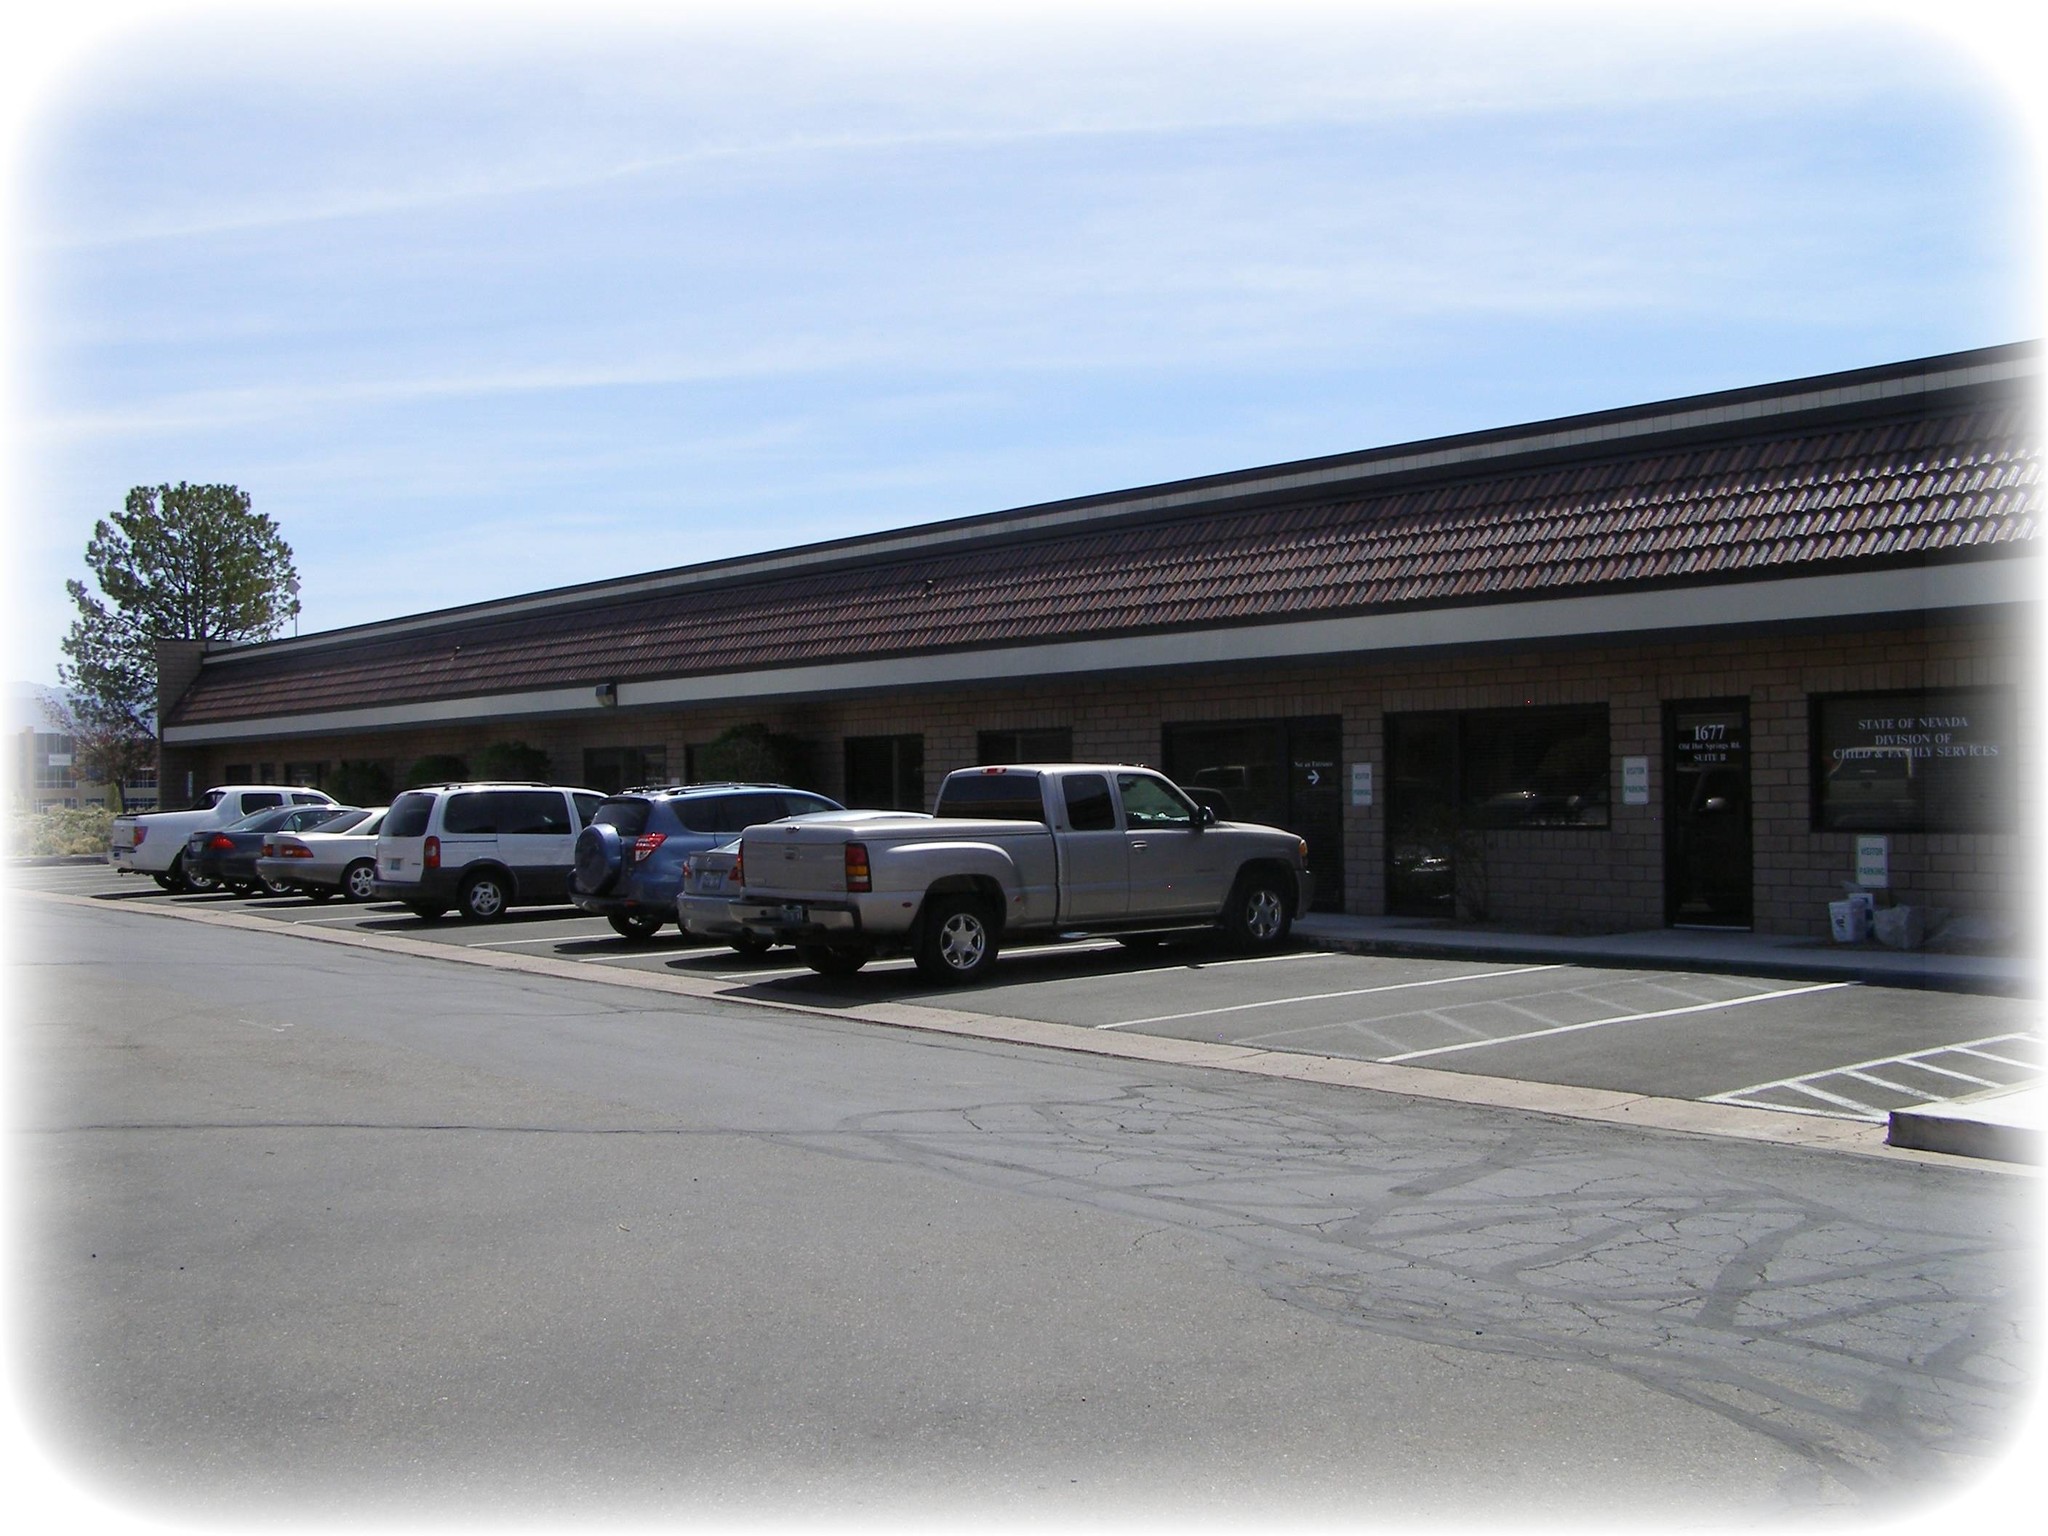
[915,895,999,985]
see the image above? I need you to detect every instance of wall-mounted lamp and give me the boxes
[595,681,618,707]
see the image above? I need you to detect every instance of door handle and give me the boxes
[1130,839,1149,851]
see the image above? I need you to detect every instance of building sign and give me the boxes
[1622,756,1649,806]
[1856,835,1890,889]
[1351,762,1373,807]
[1812,688,2013,832]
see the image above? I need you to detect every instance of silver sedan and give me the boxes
[255,807,389,902]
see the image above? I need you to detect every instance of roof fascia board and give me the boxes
[163,557,2037,745]
[198,346,2040,667]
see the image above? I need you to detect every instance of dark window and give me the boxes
[386,792,435,838]
[1062,773,1116,831]
[592,799,651,837]
[935,770,1047,822]
[443,790,563,834]
[239,792,285,813]
[442,792,500,834]
[283,807,350,832]
[573,792,602,826]
[1116,773,1196,828]
[223,766,252,784]
[977,727,1073,764]
[285,760,325,788]
[230,806,303,832]
[778,793,841,819]
[584,746,668,795]
[713,792,791,833]
[497,791,571,835]
[845,735,924,810]
[1453,706,1610,828]
[1812,688,2013,832]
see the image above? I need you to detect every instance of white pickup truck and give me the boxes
[109,785,338,892]
[723,764,1313,984]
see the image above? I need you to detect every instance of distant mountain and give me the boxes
[9,682,73,733]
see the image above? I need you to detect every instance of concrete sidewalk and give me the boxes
[1293,911,2032,995]
[1293,911,2039,1164]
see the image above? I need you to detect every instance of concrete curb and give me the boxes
[24,888,2034,1176]
[1888,1085,2042,1163]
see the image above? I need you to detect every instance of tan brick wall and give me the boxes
[179,613,2024,938]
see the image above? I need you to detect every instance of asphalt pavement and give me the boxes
[10,888,2036,1525]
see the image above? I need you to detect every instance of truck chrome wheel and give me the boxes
[916,896,999,984]
[1225,875,1292,951]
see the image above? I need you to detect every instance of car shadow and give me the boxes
[697,934,1261,1009]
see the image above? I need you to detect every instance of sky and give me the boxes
[2,0,2041,689]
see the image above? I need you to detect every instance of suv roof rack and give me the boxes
[612,781,793,795]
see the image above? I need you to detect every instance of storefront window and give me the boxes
[845,734,925,810]
[976,727,1072,764]
[1811,689,2013,832]
[1457,706,1610,828]
[584,746,668,795]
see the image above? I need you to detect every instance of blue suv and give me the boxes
[569,783,843,942]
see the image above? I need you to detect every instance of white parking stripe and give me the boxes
[1093,964,1569,1030]
[1951,1045,2036,1069]
[1376,982,1855,1062]
[1705,1031,2036,1120]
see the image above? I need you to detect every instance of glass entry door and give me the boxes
[1664,700,1752,929]
[1161,715,1344,910]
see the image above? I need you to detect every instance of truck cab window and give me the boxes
[1116,774,1194,828]
[1062,774,1116,831]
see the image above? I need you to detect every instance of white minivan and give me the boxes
[373,782,604,920]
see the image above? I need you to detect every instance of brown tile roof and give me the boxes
[167,395,2037,727]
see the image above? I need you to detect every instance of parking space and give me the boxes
[21,862,2040,1125]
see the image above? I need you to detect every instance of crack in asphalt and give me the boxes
[802,1078,2027,1511]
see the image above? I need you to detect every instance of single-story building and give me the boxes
[155,341,2038,938]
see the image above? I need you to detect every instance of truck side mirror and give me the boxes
[1197,804,1217,827]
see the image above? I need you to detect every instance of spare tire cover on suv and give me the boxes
[573,823,624,894]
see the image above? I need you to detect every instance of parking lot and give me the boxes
[23,859,2038,1132]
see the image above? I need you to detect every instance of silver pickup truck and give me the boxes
[722,764,1313,984]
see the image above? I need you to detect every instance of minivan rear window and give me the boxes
[386,792,435,838]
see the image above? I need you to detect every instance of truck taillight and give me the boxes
[632,832,667,862]
[845,842,870,893]
[424,836,441,870]
[132,826,146,845]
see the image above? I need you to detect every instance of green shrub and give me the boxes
[692,724,814,788]
[473,740,551,781]
[403,753,469,788]
[329,759,394,805]
[7,805,115,857]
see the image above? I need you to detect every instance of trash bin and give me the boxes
[1829,900,1870,943]
[1874,904,1924,950]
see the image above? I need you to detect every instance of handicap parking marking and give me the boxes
[1375,980,1857,1063]
[1705,1032,2041,1121]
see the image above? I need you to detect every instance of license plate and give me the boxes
[694,870,727,892]
[780,902,807,924]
